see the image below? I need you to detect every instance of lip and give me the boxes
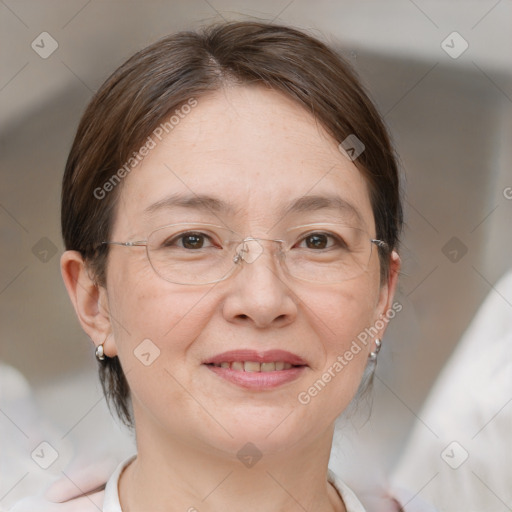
[203,349,308,391]
[203,349,307,366]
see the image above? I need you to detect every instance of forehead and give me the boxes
[115,85,375,234]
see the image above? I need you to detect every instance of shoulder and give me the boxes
[328,468,369,512]
[328,469,438,512]
[102,456,135,512]
[8,489,105,512]
[8,456,135,512]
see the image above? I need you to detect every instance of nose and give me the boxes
[221,238,298,329]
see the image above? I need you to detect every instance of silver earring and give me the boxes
[369,338,382,361]
[95,334,110,361]
[95,343,106,361]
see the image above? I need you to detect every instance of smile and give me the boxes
[208,361,295,371]
[203,349,308,390]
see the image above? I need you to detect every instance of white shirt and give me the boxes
[102,456,367,512]
[9,454,434,511]
[391,270,512,511]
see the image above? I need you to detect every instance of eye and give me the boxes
[296,232,346,250]
[163,231,217,250]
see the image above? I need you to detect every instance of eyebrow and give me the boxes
[282,194,363,224]
[143,193,236,216]
[143,193,363,224]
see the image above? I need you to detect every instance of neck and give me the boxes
[119,421,345,512]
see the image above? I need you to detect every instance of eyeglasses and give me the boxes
[102,222,388,286]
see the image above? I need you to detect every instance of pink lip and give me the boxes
[203,349,308,391]
[203,349,307,366]
[205,365,307,390]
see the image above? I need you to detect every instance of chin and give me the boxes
[201,406,317,454]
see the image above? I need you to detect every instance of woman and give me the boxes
[14,21,417,511]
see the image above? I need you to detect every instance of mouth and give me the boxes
[207,360,299,371]
[203,350,308,390]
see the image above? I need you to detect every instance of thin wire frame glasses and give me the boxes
[102,222,388,285]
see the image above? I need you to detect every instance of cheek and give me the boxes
[298,278,379,414]
[106,275,217,423]
[106,256,213,368]
[309,277,379,353]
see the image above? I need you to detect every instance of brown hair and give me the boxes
[62,21,403,426]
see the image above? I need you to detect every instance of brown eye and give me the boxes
[162,232,214,250]
[181,233,206,249]
[294,230,351,252]
[304,234,329,249]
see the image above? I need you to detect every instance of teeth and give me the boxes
[212,361,296,371]
[244,361,260,372]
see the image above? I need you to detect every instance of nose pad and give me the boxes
[233,238,264,264]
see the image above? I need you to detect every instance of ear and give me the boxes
[60,250,117,357]
[373,250,401,341]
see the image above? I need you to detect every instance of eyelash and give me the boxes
[163,232,217,249]
[295,231,346,250]
[164,231,345,250]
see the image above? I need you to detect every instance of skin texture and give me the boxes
[61,85,400,512]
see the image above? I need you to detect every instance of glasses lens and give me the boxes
[147,223,238,285]
[145,223,376,285]
[282,224,374,283]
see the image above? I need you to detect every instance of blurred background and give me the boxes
[1,1,511,510]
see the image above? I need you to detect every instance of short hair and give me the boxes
[61,21,403,426]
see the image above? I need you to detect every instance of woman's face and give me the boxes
[102,85,398,456]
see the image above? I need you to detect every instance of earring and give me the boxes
[95,334,109,361]
[95,344,105,361]
[369,338,382,361]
